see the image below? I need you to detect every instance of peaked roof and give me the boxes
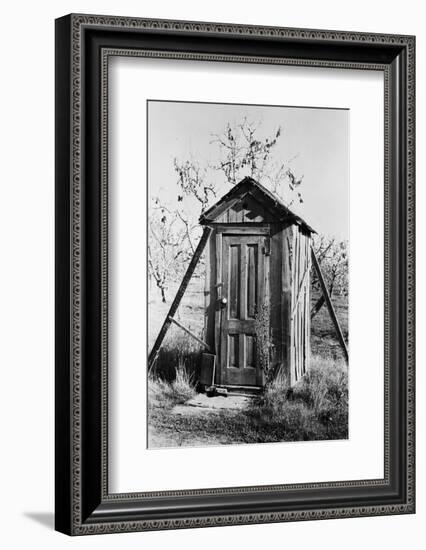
[199,177,316,233]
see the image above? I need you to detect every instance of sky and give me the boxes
[148,100,349,240]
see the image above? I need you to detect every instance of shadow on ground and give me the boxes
[24,512,54,530]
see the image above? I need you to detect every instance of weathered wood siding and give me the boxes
[290,227,311,384]
[213,193,277,224]
[269,223,293,385]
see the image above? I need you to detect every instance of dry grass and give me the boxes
[311,290,348,360]
[245,356,349,441]
[149,362,196,409]
[152,330,202,383]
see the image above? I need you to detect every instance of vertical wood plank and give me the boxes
[302,235,309,374]
[298,229,302,380]
[292,228,296,382]
[304,234,311,374]
[299,231,304,379]
[257,235,265,385]
[296,232,300,380]
[215,232,223,383]
[270,226,282,371]
[302,234,307,375]
[278,226,292,385]
[239,244,247,321]
[263,233,270,386]
[292,228,299,384]
[306,235,311,373]
[298,231,305,379]
[204,236,212,350]
[228,206,234,223]
[301,232,305,378]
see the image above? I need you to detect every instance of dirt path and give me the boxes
[148,394,251,449]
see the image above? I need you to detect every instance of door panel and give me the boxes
[229,245,240,319]
[220,234,266,386]
[245,334,256,368]
[247,244,258,318]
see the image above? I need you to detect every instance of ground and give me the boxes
[148,394,251,448]
[148,274,349,449]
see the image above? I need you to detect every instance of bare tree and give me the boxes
[173,118,304,218]
[173,157,216,214]
[150,118,305,302]
[210,119,281,185]
[311,235,348,319]
[266,162,304,207]
[210,118,303,206]
[148,198,189,303]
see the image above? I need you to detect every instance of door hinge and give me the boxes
[263,236,271,256]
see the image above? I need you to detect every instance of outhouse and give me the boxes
[200,177,315,390]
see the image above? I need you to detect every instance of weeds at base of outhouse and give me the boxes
[246,356,348,441]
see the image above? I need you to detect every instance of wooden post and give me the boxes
[311,247,349,363]
[148,226,213,372]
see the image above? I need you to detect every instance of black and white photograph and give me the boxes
[147,100,349,448]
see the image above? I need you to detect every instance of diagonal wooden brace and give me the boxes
[148,226,213,372]
[311,247,349,363]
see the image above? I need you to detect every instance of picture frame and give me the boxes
[55,13,415,535]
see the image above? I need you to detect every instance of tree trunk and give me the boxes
[160,286,166,303]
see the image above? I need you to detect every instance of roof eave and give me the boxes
[198,177,316,233]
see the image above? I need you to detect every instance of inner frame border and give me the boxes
[101,50,389,499]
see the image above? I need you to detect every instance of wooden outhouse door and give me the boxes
[219,233,267,386]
